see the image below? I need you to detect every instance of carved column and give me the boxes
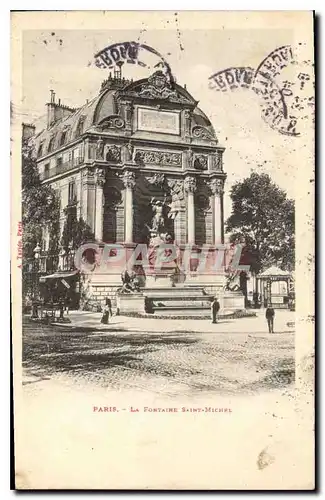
[210,178,224,245]
[121,101,133,129]
[123,170,136,244]
[183,109,192,139]
[82,168,96,232]
[96,138,104,160]
[184,176,197,245]
[185,147,194,170]
[95,168,106,241]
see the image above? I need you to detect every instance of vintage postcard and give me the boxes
[11,11,315,490]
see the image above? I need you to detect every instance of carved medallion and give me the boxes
[105,145,121,163]
[193,154,208,171]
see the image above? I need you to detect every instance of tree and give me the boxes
[226,172,295,274]
[60,209,95,253]
[22,138,60,261]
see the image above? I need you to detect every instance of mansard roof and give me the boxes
[34,72,218,158]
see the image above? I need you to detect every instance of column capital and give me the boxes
[122,169,136,189]
[82,167,96,185]
[95,167,106,187]
[184,175,197,194]
[210,177,224,195]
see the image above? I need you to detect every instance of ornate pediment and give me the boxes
[121,71,195,105]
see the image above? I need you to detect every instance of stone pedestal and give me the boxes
[116,293,146,315]
[146,274,173,288]
[222,291,245,312]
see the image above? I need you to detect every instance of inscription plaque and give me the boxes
[137,107,180,135]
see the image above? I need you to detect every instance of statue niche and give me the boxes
[145,195,176,242]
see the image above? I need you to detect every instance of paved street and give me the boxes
[17,311,315,490]
[23,310,295,396]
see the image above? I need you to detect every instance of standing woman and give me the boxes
[101,297,112,324]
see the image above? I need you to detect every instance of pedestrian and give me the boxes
[265,304,275,333]
[211,297,220,324]
[101,297,112,325]
[65,295,71,315]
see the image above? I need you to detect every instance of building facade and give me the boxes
[24,70,227,309]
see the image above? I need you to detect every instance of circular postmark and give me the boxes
[208,45,314,137]
[94,41,175,84]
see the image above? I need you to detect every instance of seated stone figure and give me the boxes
[119,269,141,294]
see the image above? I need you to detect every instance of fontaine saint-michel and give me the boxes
[23,68,243,315]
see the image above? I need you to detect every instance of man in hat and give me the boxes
[265,303,275,333]
[211,297,220,324]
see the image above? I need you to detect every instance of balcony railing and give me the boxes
[40,156,84,180]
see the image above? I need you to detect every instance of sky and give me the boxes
[18,13,314,220]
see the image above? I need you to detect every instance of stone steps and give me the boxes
[150,306,211,317]
[143,285,216,317]
[152,299,212,307]
[144,286,209,298]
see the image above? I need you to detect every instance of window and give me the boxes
[44,163,50,179]
[68,181,76,204]
[56,157,63,173]
[60,130,68,146]
[48,136,56,153]
[75,117,85,138]
[37,142,44,157]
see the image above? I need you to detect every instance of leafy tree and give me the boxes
[22,138,60,261]
[60,207,94,253]
[226,172,295,274]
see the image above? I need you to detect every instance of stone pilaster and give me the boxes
[81,168,96,232]
[95,168,106,241]
[122,170,136,244]
[210,177,224,245]
[183,109,192,140]
[84,138,90,162]
[184,176,197,245]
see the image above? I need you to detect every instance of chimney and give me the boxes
[22,123,36,141]
[47,89,56,128]
[46,90,75,128]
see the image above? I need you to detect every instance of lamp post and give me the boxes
[31,242,41,318]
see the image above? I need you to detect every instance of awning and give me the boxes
[258,266,291,278]
[40,270,79,281]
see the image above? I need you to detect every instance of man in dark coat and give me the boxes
[265,305,275,333]
[211,298,220,324]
